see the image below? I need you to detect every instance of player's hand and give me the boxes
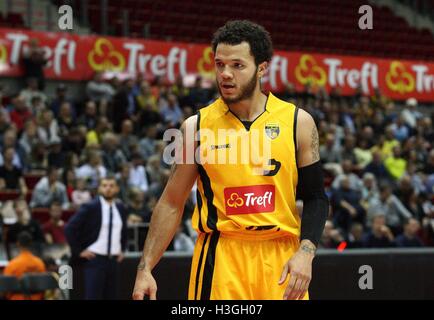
[117,252,124,263]
[278,245,314,300]
[132,268,157,300]
[79,250,96,260]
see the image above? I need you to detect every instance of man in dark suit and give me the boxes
[65,176,128,300]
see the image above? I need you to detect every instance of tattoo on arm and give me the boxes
[300,244,316,255]
[311,126,320,162]
[137,261,146,271]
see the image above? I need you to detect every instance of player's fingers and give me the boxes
[283,272,297,299]
[149,287,157,300]
[299,278,311,300]
[295,278,307,300]
[132,290,144,300]
[287,274,302,300]
[278,263,290,285]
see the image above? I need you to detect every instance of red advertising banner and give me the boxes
[0,28,433,101]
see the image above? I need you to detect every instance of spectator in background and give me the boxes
[62,167,76,202]
[384,145,407,181]
[318,220,344,249]
[75,150,107,190]
[419,116,434,143]
[395,218,424,247]
[331,176,365,234]
[364,150,390,183]
[28,141,48,171]
[119,119,138,160]
[71,178,92,208]
[86,116,110,147]
[331,159,363,191]
[116,162,131,204]
[362,215,395,248]
[57,102,76,137]
[0,107,11,139]
[401,98,422,130]
[368,184,412,235]
[171,75,190,108]
[145,154,163,188]
[353,138,373,169]
[279,82,298,102]
[0,147,28,195]
[47,137,65,168]
[7,200,45,246]
[62,127,86,155]
[390,115,409,142]
[50,83,75,118]
[30,167,70,209]
[9,95,32,133]
[19,77,47,109]
[340,135,358,166]
[188,76,209,110]
[42,202,67,245]
[346,222,365,248]
[19,120,40,164]
[37,109,60,146]
[173,224,195,253]
[381,126,400,159]
[319,133,342,164]
[101,132,127,174]
[3,231,46,300]
[21,38,47,90]
[160,93,184,128]
[423,149,434,176]
[138,125,158,160]
[86,72,115,105]
[127,187,151,224]
[360,173,379,211]
[129,153,149,193]
[0,129,27,170]
[112,79,137,130]
[29,96,46,116]
[77,100,98,130]
[136,80,157,112]
[394,175,420,216]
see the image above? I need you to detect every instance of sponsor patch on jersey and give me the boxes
[224,184,275,215]
[265,123,280,139]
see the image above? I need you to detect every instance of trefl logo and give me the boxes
[224,185,275,215]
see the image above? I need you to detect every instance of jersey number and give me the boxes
[263,158,281,176]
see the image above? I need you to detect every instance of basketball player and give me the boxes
[132,20,328,300]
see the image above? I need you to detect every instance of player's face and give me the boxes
[214,42,262,105]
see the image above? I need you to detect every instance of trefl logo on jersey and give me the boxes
[224,185,275,215]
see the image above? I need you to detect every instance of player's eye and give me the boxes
[234,63,244,69]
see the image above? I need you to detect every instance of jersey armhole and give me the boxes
[195,110,201,166]
[293,106,299,168]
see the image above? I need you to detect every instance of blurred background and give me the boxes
[0,0,433,300]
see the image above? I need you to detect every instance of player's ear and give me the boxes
[257,62,268,78]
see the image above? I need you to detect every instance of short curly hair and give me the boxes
[211,20,273,66]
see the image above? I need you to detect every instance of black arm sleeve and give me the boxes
[296,161,329,247]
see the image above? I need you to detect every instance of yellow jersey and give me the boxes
[192,92,300,239]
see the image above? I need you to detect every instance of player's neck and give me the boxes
[227,90,267,121]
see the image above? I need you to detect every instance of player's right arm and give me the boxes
[132,115,199,300]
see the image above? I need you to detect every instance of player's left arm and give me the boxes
[279,108,329,300]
